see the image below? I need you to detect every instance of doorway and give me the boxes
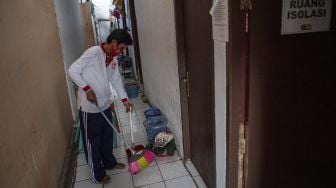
[227,0,336,187]
[175,0,216,187]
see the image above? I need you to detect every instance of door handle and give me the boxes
[183,72,190,98]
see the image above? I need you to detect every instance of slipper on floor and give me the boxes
[101,175,111,184]
[114,162,126,169]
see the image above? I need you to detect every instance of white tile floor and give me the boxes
[74,94,207,188]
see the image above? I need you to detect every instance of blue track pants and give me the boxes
[79,107,117,183]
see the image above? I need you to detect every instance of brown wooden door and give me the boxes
[243,1,336,188]
[176,0,216,187]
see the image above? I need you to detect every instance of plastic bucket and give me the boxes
[143,116,168,144]
[144,108,161,120]
[125,82,138,98]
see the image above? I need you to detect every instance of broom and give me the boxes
[96,105,155,174]
[125,109,145,160]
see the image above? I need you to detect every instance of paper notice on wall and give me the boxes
[210,0,229,42]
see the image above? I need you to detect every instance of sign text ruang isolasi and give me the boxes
[281,0,332,34]
[287,0,327,19]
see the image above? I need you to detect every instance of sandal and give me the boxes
[101,175,111,184]
[114,162,126,169]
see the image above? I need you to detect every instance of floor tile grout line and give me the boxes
[192,175,205,188]
[76,152,129,166]
[163,174,195,184]
[75,178,90,183]
[107,171,129,176]
[76,167,131,183]
[134,181,166,188]
[182,161,200,188]
[156,157,182,165]
[132,165,163,188]
[131,172,136,188]
[157,160,190,182]
[156,161,168,188]
[185,162,200,177]
[158,159,200,187]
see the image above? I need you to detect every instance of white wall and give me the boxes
[134,0,183,156]
[53,0,86,120]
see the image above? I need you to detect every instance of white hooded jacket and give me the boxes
[68,46,128,113]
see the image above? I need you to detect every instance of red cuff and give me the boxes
[121,98,128,103]
[83,85,92,92]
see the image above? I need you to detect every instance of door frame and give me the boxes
[173,0,191,160]
[174,0,216,187]
[128,0,143,84]
[226,0,247,187]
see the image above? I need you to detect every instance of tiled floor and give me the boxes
[74,94,207,188]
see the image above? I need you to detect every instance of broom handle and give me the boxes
[129,109,134,146]
[96,105,135,154]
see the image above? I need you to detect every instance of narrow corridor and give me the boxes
[73,91,207,188]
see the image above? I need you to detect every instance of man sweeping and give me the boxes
[68,29,133,184]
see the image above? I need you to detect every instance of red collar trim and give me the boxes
[100,43,118,57]
[100,43,115,66]
[100,43,108,54]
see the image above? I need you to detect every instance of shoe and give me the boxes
[105,163,126,170]
[101,175,111,184]
[114,162,126,169]
[104,162,126,170]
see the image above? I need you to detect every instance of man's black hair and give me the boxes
[106,29,133,45]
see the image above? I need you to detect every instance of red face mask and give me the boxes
[101,43,127,66]
[100,43,113,66]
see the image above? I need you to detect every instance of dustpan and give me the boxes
[96,105,155,174]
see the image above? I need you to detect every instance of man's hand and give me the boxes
[124,102,134,113]
[86,90,97,105]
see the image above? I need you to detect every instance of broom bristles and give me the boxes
[128,150,155,174]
